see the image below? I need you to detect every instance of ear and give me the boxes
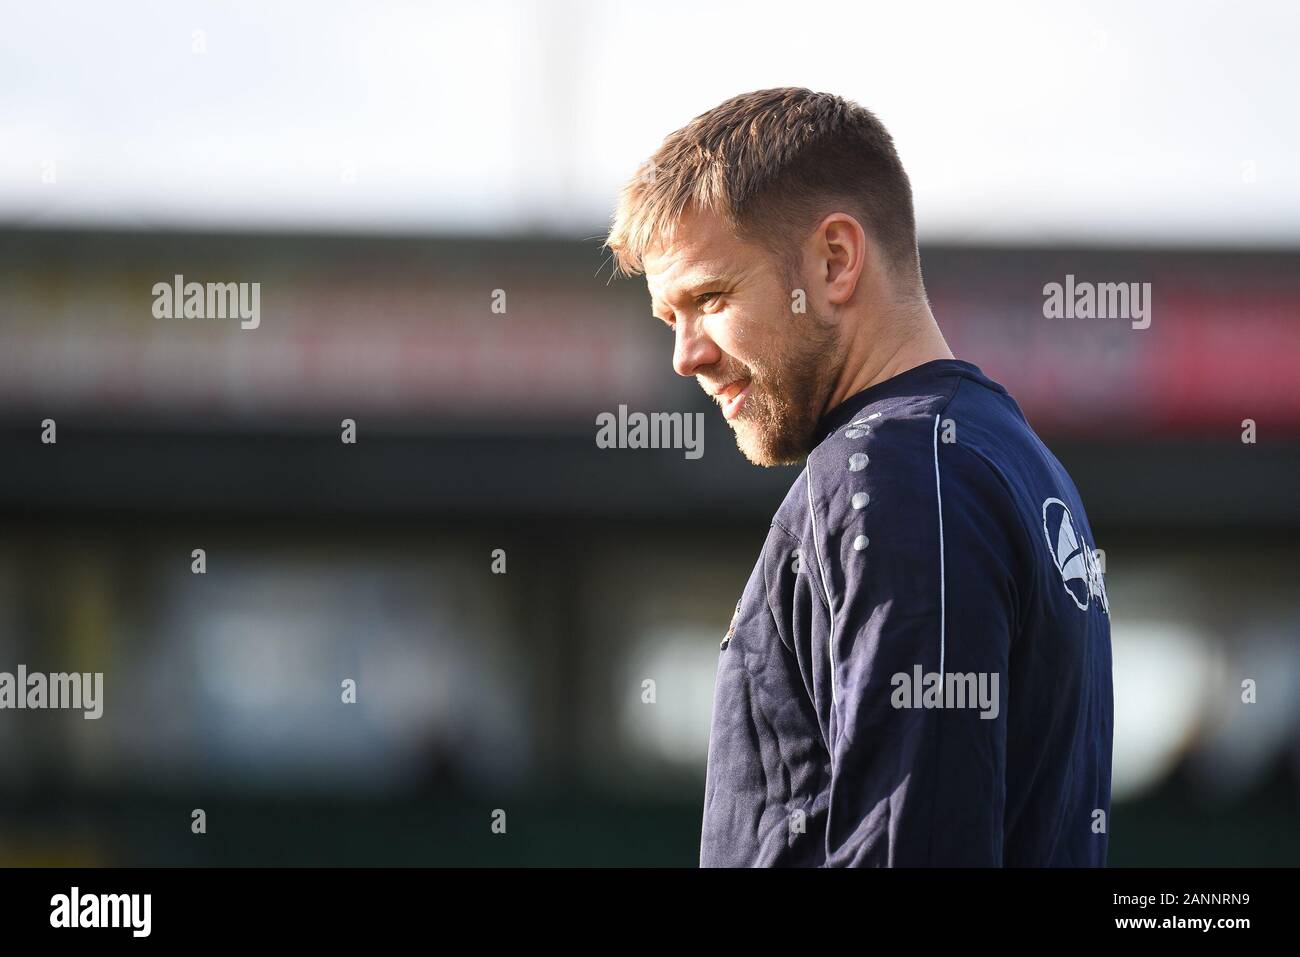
[811,212,869,306]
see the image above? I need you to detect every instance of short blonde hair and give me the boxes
[606,88,920,282]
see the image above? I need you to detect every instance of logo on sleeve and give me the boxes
[720,599,742,650]
[1042,497,1109,614]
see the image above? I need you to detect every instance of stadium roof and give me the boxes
[2,0,1298,245]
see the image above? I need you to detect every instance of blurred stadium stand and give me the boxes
[1,227,1298,865]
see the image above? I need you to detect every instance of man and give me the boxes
[605,88,1113,866]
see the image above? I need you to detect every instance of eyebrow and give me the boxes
[649,272,734,319]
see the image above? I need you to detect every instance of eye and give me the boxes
[696,291,724,310]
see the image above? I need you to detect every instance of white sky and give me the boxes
[2,0,1298,244]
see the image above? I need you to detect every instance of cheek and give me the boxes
[715,304,785,367]
[708,309,762,365]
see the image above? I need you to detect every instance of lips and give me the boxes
[715,379,751,421]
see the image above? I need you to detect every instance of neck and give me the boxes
[821,296,953,416]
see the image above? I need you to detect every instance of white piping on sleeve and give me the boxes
[806,464,838,711]
[933,413,947,689]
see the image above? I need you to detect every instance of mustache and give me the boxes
[698,365,754,398]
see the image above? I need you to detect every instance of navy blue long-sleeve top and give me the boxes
[700,359,1113,867]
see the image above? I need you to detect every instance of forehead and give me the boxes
[643,210,755,304]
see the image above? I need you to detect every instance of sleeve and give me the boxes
[810,416,1020,867]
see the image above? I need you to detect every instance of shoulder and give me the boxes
[806,391,954,537]
[772,370,1030,538]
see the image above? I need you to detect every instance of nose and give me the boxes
[672,316,721,378]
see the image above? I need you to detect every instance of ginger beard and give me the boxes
[710,295,841,467]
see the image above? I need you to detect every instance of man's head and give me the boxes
[606,88,930,466]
